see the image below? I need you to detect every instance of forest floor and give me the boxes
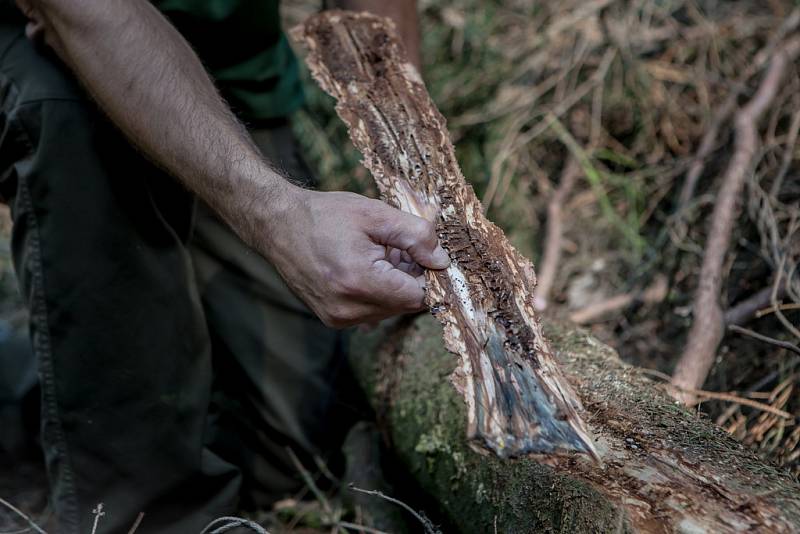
[2,0,799,532]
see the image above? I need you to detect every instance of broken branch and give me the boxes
[676,11,800,211]
[533,158,581,311]
[724,284,788,326]
[728,325,800,357]
[671,40,800,399]
[569,275,668,324]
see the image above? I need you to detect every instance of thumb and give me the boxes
[369,206,450,270]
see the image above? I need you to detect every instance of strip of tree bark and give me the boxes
[350,315,800,533]
[292,11,596,459]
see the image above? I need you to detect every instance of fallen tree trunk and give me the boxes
[351,316,800,533]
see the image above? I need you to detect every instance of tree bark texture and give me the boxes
[292,10,595,460]
[351,316,800,533]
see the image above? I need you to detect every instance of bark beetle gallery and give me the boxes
[292,11,596,460]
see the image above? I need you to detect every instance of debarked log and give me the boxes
[350,316,800,533]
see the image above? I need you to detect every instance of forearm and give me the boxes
[329,0,421,69]
[25,0,294,246]
[18,0,447,328]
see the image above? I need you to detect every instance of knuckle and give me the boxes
[415,218,436,242]
[323,304,354,329]
[322,262,361,297]
[335,272,363,298]
[318,309,338,328]
[320,314,337,328]
[359,197,385,218]
[387,283,424,312]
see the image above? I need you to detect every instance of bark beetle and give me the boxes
[292,11,596,459]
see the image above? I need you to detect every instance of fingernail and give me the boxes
[432,245,450,268]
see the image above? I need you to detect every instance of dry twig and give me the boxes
[126,512,144,534]
[671,40,800,400]
[200,517,270,534]
[569,276,667,324]
[642,369,793,419]
[90,504,104,534]
[0,498,47,534]
[771,258,800,341]
[724,284,787,326]
[728,325,800,356]
[285,448,334,518]
[534,158,581,310]
[348,485,441,534]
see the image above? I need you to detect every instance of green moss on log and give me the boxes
[351,317,627,533]
[350,316,800,533]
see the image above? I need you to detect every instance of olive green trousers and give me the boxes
[0,21,358,534]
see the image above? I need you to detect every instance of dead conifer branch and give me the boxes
[0,497,47,534]
[534,158,581,311]
[687,388,793,420]
[769,104,800,198]
[728,325,800,357]
[671,40,800,401]
[771,259,800,341]
[757,302,800,318]
[724,284,788,326]
[641,369,794,419]
[569,275,668,324]
[349,485,442,534]
[676,95,736,211]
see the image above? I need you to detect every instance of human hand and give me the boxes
[261,187,450,328]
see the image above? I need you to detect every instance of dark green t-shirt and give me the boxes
[154,0,304,121]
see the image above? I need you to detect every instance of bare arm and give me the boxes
[21,0,285,232]
[18,0,447,327]
[329,0,421,69]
